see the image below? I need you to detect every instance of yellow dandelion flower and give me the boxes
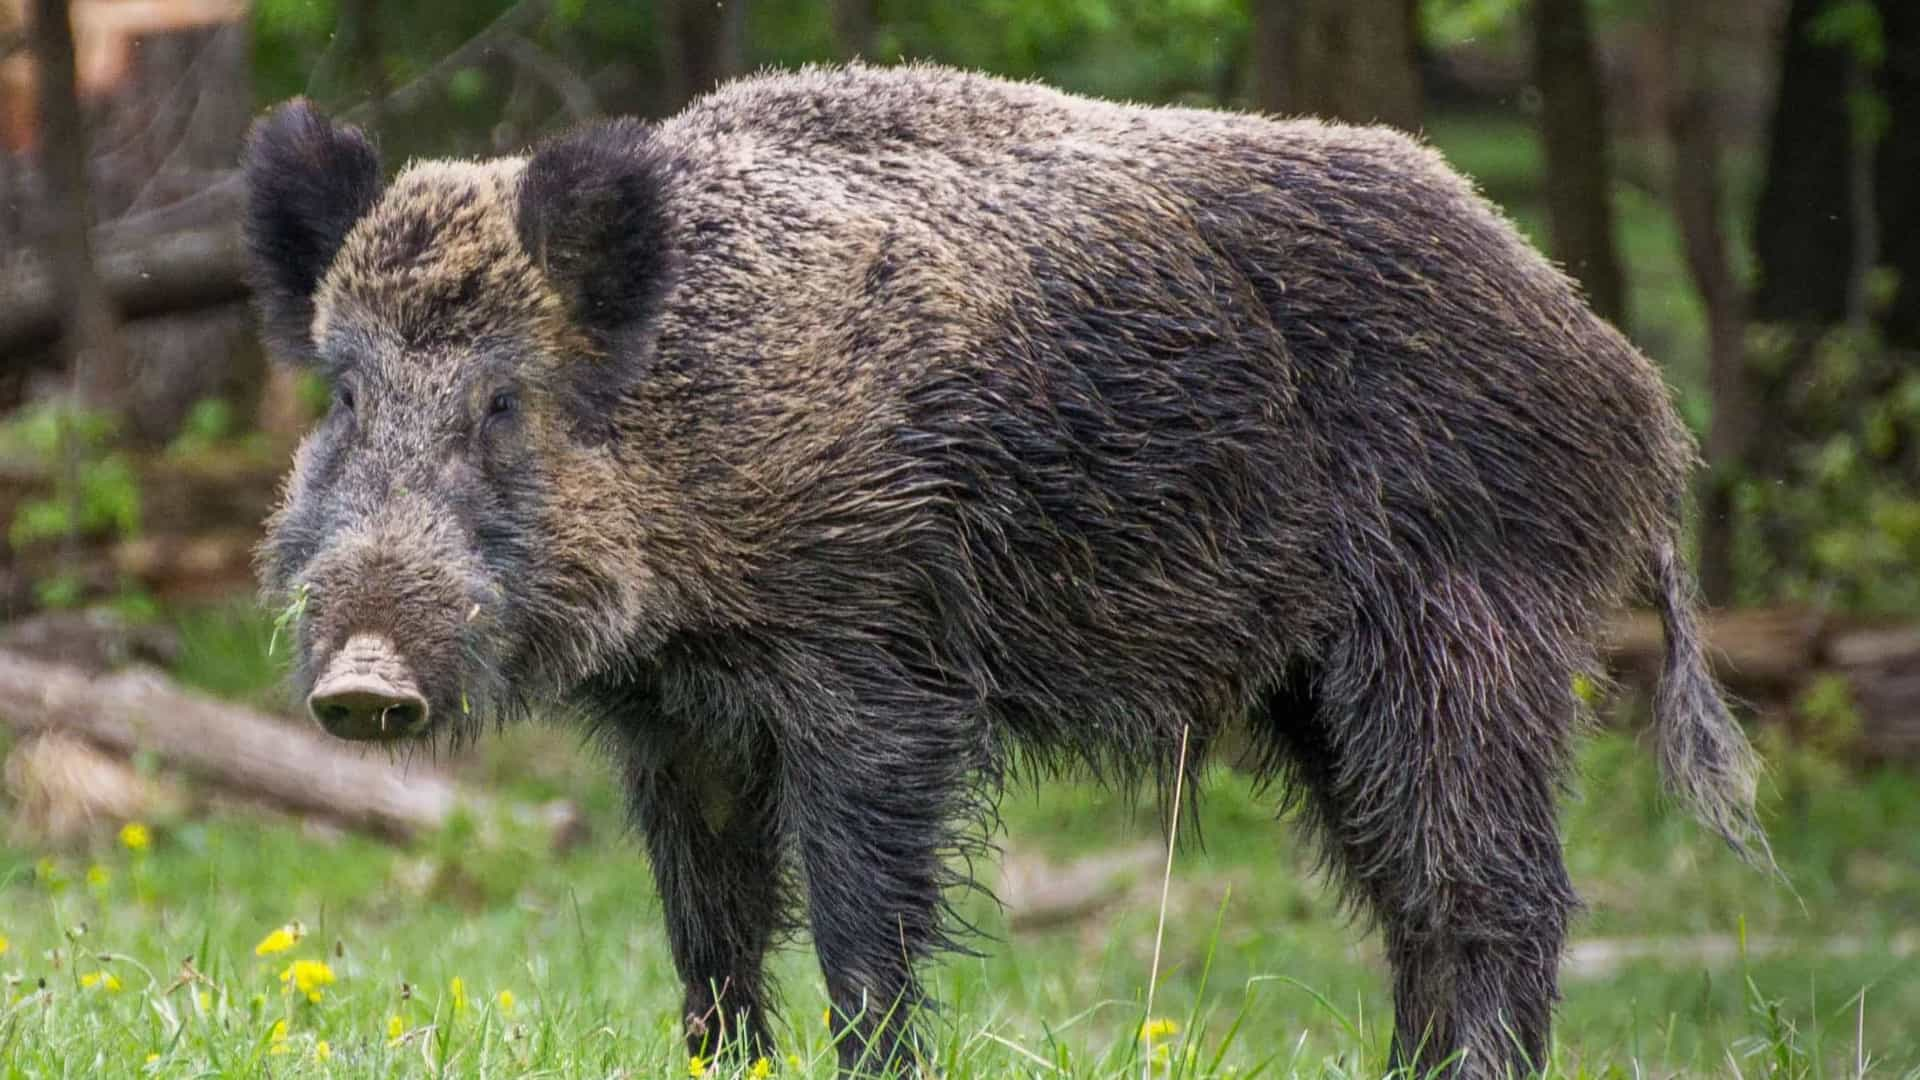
[254,924,302,956]
[688,1054,708,1077]
[0,934,9,955]
[268,1018,290,1054]
[120,822,151,852]
[821,1006,832,1029]
[196,990,212,1011]
[36,857,67,892]
[144,1053,159,1066]
[496,988,516,1014]
[315,1040,331,1061]
[80,971,124,992]
[86,865,110,888]
[387,1014,405,1042]
[1140,1017,1179,1042]
[279,960,336,1001]
[449,976,468,1015]
[750,1057,773,1079]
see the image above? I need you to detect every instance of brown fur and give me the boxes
[245,63,1764,1078]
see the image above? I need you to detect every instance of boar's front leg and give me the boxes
[782,689,985,1076]
[623,726,787,1063]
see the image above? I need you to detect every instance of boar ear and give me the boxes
[516,118,674,345]
[243,99,384,361]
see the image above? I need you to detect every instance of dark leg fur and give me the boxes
[1258,572,1580,1078]
[781,693,986,1076]
[623,732,787,1062]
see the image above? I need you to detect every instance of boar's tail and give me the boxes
[1649,538,1775,871]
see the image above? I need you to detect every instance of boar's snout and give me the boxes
[308,634,431,740]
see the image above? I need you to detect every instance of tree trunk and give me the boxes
[1533,0,1628,326]
[339,0,389,144]
[830,0,879,61]
[1249,0,1422,131]
[1876,0,1920,348]
[27,0,128,411]
[1248,0,1288,115]
[1751,0,1856,328]
[662,0,746,114]
[1664,0,1752,606]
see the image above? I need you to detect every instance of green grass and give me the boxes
[3,597,1918,1077]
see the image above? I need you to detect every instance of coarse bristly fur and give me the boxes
[243,63,1769,1078]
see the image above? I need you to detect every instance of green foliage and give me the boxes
[294,371,333,420]
[1794,673,1863,758]
[1810,0,1892,150]
[165,398,240,458]
[251,0,339,103]
[30,573,86,612]
[171,601,285,709]
[752,0,1249,105]
[0,403,141,553]
[268,584,310,661]
[1734,326,1920,614]
[108,586,164,624]
[0,398,115,458]
[1421,0,1526,49]
[1809,0,1885,68]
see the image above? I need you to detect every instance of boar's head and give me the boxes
[243,101,683,742]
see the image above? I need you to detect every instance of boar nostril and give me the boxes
[308,634,431,740]
[308,678,430,740]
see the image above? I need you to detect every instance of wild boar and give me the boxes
[244,63,1764,1077]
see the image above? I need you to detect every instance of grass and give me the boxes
[2,606,1918,1076]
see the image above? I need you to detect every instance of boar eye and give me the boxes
[487,390,519,420]
[334,385,356,413]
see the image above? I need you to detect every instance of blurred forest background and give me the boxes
[1,0,1919,1073]
[4,0,1919,763]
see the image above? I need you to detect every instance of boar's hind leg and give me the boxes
[1258,576,1579,1078]
[783,699,985,1076]
[626,742,787,1062]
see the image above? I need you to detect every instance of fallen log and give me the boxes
[0,225,250,359]
[1000,842,1166,931]
[1604,607,1828,694]
[0,607,181,670]
[0,648,553,843]
[1564,930,1920,981]
[1604,608,1920,764]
